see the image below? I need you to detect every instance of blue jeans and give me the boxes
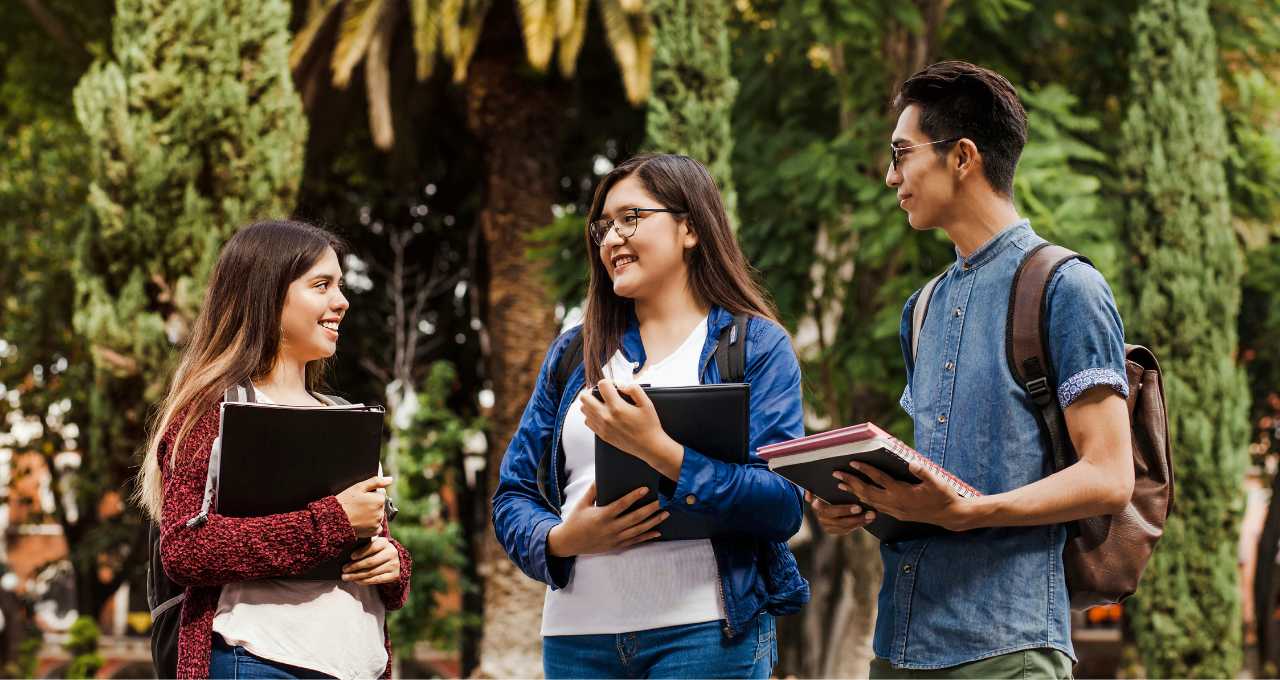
[209,634,335,679]
[542,614,776,679]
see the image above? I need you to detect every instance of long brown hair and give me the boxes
[582,154,779,384]
[135,220,346,521]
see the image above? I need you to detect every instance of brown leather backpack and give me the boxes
[912,243,1174,609]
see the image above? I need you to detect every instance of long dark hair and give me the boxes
[582,154,779,384]
[136,219,346,520]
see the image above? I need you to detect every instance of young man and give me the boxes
[808,61,1135,678]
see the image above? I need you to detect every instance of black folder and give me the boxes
[216,401,385,580]
[592,383,750,541]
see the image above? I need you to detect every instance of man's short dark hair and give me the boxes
[893,61,1028,196]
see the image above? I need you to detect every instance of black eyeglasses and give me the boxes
[889,137,961,171]
[589,207,687,246]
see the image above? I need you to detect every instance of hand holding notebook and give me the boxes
[215,400,386,579]
[759,423,981,543]
[588,383,750,541]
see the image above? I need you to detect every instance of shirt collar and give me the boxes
[954,219,1032,271]
[618,304,731,367]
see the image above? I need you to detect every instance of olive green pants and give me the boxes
[869,649,1073,679]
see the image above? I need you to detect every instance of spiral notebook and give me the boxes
[758,422,981,543]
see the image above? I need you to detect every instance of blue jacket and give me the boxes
[491,305,811,637]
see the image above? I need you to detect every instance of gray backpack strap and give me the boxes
[910,272,946,360]
[185,383,253,528]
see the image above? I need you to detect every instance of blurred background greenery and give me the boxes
[1,0,1278,677]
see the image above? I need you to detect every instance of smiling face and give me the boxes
[885,105,959,231]
[596,174,697,301]
[278,247,348,364]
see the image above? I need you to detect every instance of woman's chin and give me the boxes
[611,277,641,300]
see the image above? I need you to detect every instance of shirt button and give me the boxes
[944,361,955,371]
[937,414,947,424]
[685,494,697,505]
[953,307,962,317]
[903,564,913,574]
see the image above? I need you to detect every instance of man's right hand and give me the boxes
[807,491,876,536]
[337,475,392,538]
[548,483,668,557]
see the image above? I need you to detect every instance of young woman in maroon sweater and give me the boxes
[136,220,412,679]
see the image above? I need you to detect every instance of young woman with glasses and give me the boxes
[492,154,810,678]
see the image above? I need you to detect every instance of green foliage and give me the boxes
[645,0,740,223]
[528,208,591,311]
[69,0,307,561]
[63,615,102,679]
[387,361,478,650]
[1117,0,1251,675]
[73,0,308,370]
[1014,84,1119,278]
[12,632,41,680]
[0,0,124,618]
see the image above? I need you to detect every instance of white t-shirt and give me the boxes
[212,388,387,679]
[541,317,726,636]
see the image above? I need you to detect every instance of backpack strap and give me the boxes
[1007,243,1088,473]
[187,382,257,528]
[714,313,750,384]
[910,272,946,361]
[537,314,749,508]
[553,330,586,398]
[539,333,584,509]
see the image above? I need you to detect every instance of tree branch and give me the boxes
[18,0,91,68]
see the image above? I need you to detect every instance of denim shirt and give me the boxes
[878,221,1128,669]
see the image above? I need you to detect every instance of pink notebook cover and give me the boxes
[759,422,981,498]
[757,422,891,460]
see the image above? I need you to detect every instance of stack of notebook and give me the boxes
[759,422,980,542]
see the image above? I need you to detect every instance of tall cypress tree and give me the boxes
[69,0,306,608]
[645,0,739,223]
[1118,0,1250,675]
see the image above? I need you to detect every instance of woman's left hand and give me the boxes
[580,380,683,477]
[341,536,400,586]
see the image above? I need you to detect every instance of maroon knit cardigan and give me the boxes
[159,402,412,679]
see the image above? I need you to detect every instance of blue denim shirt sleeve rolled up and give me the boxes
[1044,260,1129,408]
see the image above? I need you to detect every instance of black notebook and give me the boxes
[216,401,385,579]
[592,383,749,541]
[758,422,981,543]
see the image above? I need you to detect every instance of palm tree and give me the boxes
[289,1,654,673]
[290,0,652,149]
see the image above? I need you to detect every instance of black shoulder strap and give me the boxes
[540,332,583,510]
[553,330,586,399]
[1007,243,1088,473]
[714,313,750,383]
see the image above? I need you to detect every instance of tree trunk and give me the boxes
[466,8,564,675]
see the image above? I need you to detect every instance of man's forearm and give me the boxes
[953,456,1131,531]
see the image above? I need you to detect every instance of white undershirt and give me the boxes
[541,317,725,636]
[212,388,387,680]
